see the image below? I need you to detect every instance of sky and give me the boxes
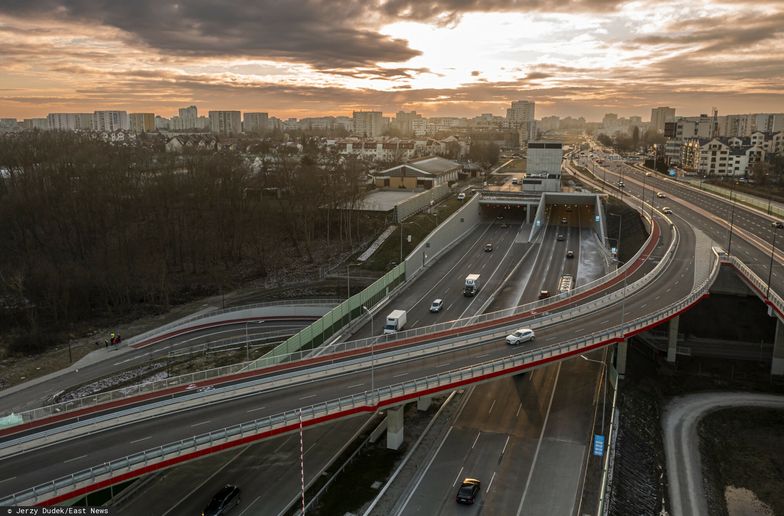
[1,0,783,121]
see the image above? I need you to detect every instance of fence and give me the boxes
[394,184,451,222]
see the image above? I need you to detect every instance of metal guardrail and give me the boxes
[0,211,661,428]
[125,299,341,346]
[723,255,784,315]
[0,244,720,507]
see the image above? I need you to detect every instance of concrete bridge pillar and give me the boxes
[773,318,784,375]
[417,396,432,411]
[667,315,680,363]
[616,340,627,379]
[386,406,405,450]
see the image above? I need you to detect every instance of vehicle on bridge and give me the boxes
[559,275,574,293]
[662,207,673,214]
[657,191,667,198]
[383,309,407,334]
[464,274,481,296]
[429,299,444,313]
[506,328,535,345]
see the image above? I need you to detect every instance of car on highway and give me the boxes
[617,181,625,188]
[511,177,519,185]
[557,234,565,241]
[566,250,574,258]
[484,243,493,252]
[538,290,550,299]
[662,207,673,214]
[773,221,784,229]
[457,192,466,201]
[561,217,568,224]
[645,172,652,176]
[456,478,481,504]
[506,328,535,345]
[656,192,666,198]
[429,298,444,313]
[203,484,241,516]
[500,222,509,228]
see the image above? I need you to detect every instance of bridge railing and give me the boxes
[0,245,719,508]
[125,299,342,346]
[0,212,664,428]
[722,254,784,315]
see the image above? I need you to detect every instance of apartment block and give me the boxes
[129,113,155,132]
[208,111,242,135]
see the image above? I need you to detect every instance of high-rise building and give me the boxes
[208,111,242,135]
[243,112,269,133]
[21,118,49,130]
[524,141,562,192]
[353,111,384,137]
[129,113,155,132]
[47,113,92,131]
[93,111,129,131]
[506,100,536,146]
[155,116,171,131]
[179,105,198,130]
[650,107,676,133]
[393,111,423,135]
[0,119,19,132]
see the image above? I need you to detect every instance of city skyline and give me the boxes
[1,1,784,120]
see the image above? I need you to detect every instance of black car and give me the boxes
[203,484,241,516]
[456,478,481,504]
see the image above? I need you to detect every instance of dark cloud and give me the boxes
[0,1,420,69]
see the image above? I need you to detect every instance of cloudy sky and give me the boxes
[1,0,783,121]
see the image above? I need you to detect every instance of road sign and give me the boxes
[594,215,600,222]
[593,434,605,457]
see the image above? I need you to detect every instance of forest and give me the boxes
[0,132,379,353]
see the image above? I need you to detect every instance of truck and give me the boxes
[464,274,481,297]
[558,274,574,294]
[383,309,407,335]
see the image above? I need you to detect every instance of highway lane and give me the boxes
[0,206,694,501]
[395,202,620,515]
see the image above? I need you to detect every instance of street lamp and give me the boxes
[244,320,264,362]
[580,353,608,435]
[362,305,375,394]
[767,224,782,299]
[609,212,626,333]
[727,181,739,256]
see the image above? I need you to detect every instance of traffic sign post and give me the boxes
[593,434,605,457]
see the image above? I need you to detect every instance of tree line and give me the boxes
[0,132,378,353]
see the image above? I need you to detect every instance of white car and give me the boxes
[457,192,466,200]
[662,207,673,214]
[430,299,444,312]
[506,328,535,345]
[656,192,666,198]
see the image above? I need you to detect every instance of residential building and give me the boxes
[650,107,676,133]
[371,156,461,189]
[243,112,269,133]
[93,111,129,131]
[179,105,198,130]
[0,119,19,132]
[47,112,92,131]
[684,137,766,177]
[393,111,423,135]
[21,118,48,130]
[208,111,242,135]
[524,141,563,192]
[507,100,536,146]
[353,111,384,137]
[538,116,561,132]
[155,116,170,131]
[129,113,155,132]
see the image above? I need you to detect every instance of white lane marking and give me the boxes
[446,303,454,311]
[246,405,267,413]
[64,455,87,464]
[0,477,16,484]
[574,328,584,333]
[641,304,647,309]
[239,496,261,516]
[502,435,511,455]
[472,431,481,449]
[411,319,420,327]
[452,465,465,487]
[487,471,497,493]
[393,372,408,378]
[517,363,562,516]
[488,400,496,414]
[476,353,489,358]
[516,402,523,416]
[440,362,452,368]
[191,420,212,427]
[130,436,152,445]
[346,383,364,389]
[300,394,317,400]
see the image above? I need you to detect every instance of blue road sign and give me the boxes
[593,434,605,457]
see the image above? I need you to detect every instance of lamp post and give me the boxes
[362,305,374,394]
[244,320,263,362]
[767,224,782,299]
[610,212,626,333]
[580,353,608,435]
[727,181,738,256]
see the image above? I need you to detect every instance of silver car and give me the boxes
[506,328,535,345]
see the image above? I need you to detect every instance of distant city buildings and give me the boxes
[243,112,269,133]
[651,107,676,133]
[92,111,129,132]
[353,111,384,137]
[208,110,242,135]
[506,100,536,147]
[129,113,155,132]
[47,113,93,131]
[179,105,198,130]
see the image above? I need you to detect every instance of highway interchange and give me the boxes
[3,147,784,514]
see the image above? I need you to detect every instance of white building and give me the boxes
[507,100,536,146]
[524,141,562,192]
[688,137,766,177]
[353,111,384,137]
[243,112,269,133]
[393,111,423,135]
[650,107,675,133]
[47,113,92,131]
[93,111,129,132]
[179,105,198,130]
[21,118,49,130]
[129,113,155,132]
[208,111,242,135]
